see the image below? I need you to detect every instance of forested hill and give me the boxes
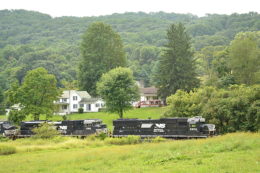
[0,10,259,89]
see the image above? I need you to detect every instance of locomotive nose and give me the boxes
[200,124,216,136]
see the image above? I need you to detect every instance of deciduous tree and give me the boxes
[6,67,60,121]
[97,67,139,118]
[79,22,126,96]
[229,31,260,85]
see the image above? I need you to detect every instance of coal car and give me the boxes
[113,116,215,138]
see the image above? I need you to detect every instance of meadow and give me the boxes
[0,133,259,173]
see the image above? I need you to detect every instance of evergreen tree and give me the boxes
[155,23,199,100]
[79,22,126,96]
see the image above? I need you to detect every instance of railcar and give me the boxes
[113,116,215,138]
[2,119,107,138]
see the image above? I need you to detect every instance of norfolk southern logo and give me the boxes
[155,123,165,128]
[154,123,165,132]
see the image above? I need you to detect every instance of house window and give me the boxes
[73,104,78,109]
[62,98,67,102]
[73,96,77,101]
[95,103,100,108]
[86,104,91,110]
[62,105,67,110]
[80,104,84,108]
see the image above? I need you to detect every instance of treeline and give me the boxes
[0,10,259,89]
[165,85,260,133]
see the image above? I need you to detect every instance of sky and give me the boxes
[1,0,259,17]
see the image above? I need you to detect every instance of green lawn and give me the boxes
[0,107,167,130]
[0,133,259,173]
[0,115,6,120]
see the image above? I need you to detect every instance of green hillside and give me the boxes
[0,10,259,89]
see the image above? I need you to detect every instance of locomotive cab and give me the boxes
[188,116,215,136]
[0,121,17,137]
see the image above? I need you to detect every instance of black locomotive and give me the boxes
[1,116,215,139]
[1,119,107,137]
[0,121,17,136]
[113,116,215,138]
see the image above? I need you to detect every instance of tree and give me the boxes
[195,46,235,87]
[229,31,260,85]
[97,67,139,118]
[79,22,126,96]
[0,87,5,115]
[154,23,199,100]
[6,67,60,121]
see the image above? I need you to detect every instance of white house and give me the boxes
[55,90,104,115]
[133,87,163,108]
[139,87,159,101]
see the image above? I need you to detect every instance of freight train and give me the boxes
[113,116,215,138]
[0,116,215,139]
[0,119,107,138]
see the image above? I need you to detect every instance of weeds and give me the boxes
[104,135,141,145]
[0,145,16,155]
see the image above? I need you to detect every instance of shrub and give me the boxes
[32,123,60,139]
[104,135,141,145]
[0,145,16,155]
[78,107,84,113]
[62,115,67,120]
[96,132,107,140]
[8,110,26,125]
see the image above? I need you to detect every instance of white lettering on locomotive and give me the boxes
[59,126,67,130]
[141,123,153,128]
[155,123,165,128]
[154,129,164,132]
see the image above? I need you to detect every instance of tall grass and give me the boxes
[104,135,141,145]
[0,133,259,173]
[0,145,16,155]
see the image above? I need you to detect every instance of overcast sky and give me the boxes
[1,0,259,17]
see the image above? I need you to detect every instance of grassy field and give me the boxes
[0,133,259,173]
[0,107,167,129]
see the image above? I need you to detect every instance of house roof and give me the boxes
[61,90,91,99]
[61,90,70,98]
[139,87,158,96]
[75,91,91,99]
[79,98,101,104]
